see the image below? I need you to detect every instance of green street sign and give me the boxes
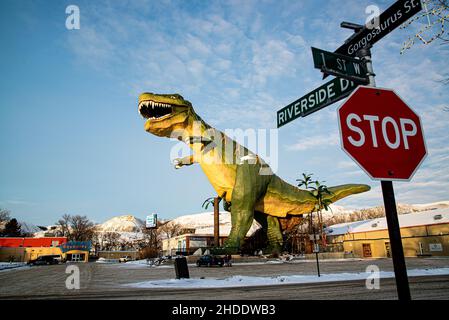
[311,47,369,84]
[277,77,358,128]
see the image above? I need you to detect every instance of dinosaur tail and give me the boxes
[325,184,371,203]
[258,176,370,217]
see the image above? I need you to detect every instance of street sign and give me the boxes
[322,0,423,80]
[337,86,427,181]
[277,77,358,128]
[146,213,158,229]
[311,47,369,84]
[335,0,422,57]
[336,0,422,57]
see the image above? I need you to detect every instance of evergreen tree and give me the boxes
[2,218,22,237]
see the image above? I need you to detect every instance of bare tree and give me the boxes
[69,215,95,241]
[0,208,11,223]
[101,232,121,250]
[56,214,71,237]
[158,221,183,239]
[55,214,95,241]
[401,0,449,52]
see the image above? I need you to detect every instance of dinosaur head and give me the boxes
[138,93,195,137]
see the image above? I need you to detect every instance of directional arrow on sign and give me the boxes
[311,47,369,84]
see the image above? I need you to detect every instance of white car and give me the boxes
[119,256,132,263]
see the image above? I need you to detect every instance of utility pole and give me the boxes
[214,197,220,248]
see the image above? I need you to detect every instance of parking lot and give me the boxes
[1,257,449,299]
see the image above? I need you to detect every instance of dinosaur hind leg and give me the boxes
[224,162,271,252]
[254,212,283,254]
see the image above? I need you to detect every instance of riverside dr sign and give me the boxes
[277,77,357,128]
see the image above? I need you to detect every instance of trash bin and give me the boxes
[174,257,190,279]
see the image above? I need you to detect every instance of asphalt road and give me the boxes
[1,258,449,300]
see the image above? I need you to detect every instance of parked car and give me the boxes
[196,255,224,267]
[119,256,132,263]
[28,255,60,265]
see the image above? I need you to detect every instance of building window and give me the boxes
[362,244,372,258]
[385,242,391,258]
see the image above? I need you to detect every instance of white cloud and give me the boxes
[286,133,340,151]
[63,0,449,209]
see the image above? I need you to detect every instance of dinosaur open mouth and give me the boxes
[138,100,173,120]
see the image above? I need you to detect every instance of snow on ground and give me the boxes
[0,262,29,272]
[124,268,449,289]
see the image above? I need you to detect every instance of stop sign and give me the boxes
[337,86,427,181]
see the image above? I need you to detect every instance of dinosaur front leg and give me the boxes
[225,199,256,251]
[173,155,196,169]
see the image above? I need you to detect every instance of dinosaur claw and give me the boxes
[173,158,182,169]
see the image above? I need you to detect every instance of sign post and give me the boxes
[338,57,427,300]
[276,1,425,299]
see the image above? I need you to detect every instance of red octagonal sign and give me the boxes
[337,86,427,181]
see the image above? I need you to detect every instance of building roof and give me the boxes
[0,237,67,248]
[326,207,449,236]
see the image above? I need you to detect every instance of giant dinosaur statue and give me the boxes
[138,93,370,252]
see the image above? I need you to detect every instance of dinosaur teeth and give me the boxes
[138,100,173,120]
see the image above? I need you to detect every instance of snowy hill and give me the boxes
[97,215,145,233]
[396,201,449,212]
[322,201,449,220]
[33,225,63,238]
[18,221,41,234]
[95,215,146,243]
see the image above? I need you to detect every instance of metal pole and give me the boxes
[214,197,220,247]
[312,221,320,277]
[310,212,321,277]
[358,46,411,300]
[381,181,411,300]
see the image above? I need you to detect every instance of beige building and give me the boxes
[0,247,62,262]
[162,234,227,256]
[98,250,139,260]
[326,208,449,258]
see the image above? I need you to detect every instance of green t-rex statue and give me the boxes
[138,93,370,253]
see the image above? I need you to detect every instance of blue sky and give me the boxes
[1,0,448,225]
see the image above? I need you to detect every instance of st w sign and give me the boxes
[337,86,427,181]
